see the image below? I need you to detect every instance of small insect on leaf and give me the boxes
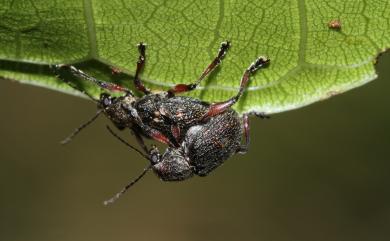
[328,19,341,30]
[110,67,122,75]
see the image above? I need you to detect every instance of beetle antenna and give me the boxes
[103,164,152,206]
[60,110,103,145]
[103,125,153,205]
[105,125,149,160]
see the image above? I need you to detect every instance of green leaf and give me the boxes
[0,0,389,114]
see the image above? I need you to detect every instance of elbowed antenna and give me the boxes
[52,63,136,145]
[60,110,103,145]
[103,125,153,205]
[103,164,152,206]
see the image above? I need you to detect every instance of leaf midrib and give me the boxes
[83,0,98,58]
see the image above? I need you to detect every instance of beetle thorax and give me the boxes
[102,95,138,129]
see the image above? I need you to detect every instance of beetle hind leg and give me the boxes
[203,57,270,119]
[237,114,250,154]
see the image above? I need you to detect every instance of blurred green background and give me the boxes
[0,53,389,241]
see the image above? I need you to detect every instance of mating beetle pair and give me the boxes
[54,42,270,204]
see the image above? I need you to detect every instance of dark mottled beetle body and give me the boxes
[54,42,270,204]
[186,109,242,176]
[152,108,242,181]
[135,94,210,143]
[101,92,242,180]
[98,94,137,130]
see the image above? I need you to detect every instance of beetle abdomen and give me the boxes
[184,109,242,176]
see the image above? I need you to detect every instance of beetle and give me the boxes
[54,42,270,204]
[328,19,342,30]
[55,42,232,146]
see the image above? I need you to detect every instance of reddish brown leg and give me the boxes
[141,123,179,147]
[167,41,231,96]
[203,57,270,118]
[170,124,181,143]
[148,129,172,146]
[134,121,177,147]
[54,65,131,94]
[134,43,151,95]
[238,114,250,154]
[121,103,176,147]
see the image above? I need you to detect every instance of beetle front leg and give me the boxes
[54,64,132,94]
[133,43,151,95]
[121,103,178,147]
[133,118,178,147]
[167,41,231,96]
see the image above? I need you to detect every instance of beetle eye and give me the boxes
[103,97,112,107]
[150,154,158,164]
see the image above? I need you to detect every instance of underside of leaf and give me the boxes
[0,0,389,114]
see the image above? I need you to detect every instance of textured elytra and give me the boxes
[0,0,389,114]
[152,109,243,181]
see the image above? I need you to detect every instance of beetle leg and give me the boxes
[157,111,182,143]
[53,65,100,102]
[137,120,178,147]
[132,117,177,147]
[133,43,151,95]
[202,57,270,119]
[167,41,231,96]
[237,114,250,154]
[253,112,270,119]
[121,103,177,147]
[170,124,181,143]
[53,64,132,94]
[148,128,175,146]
